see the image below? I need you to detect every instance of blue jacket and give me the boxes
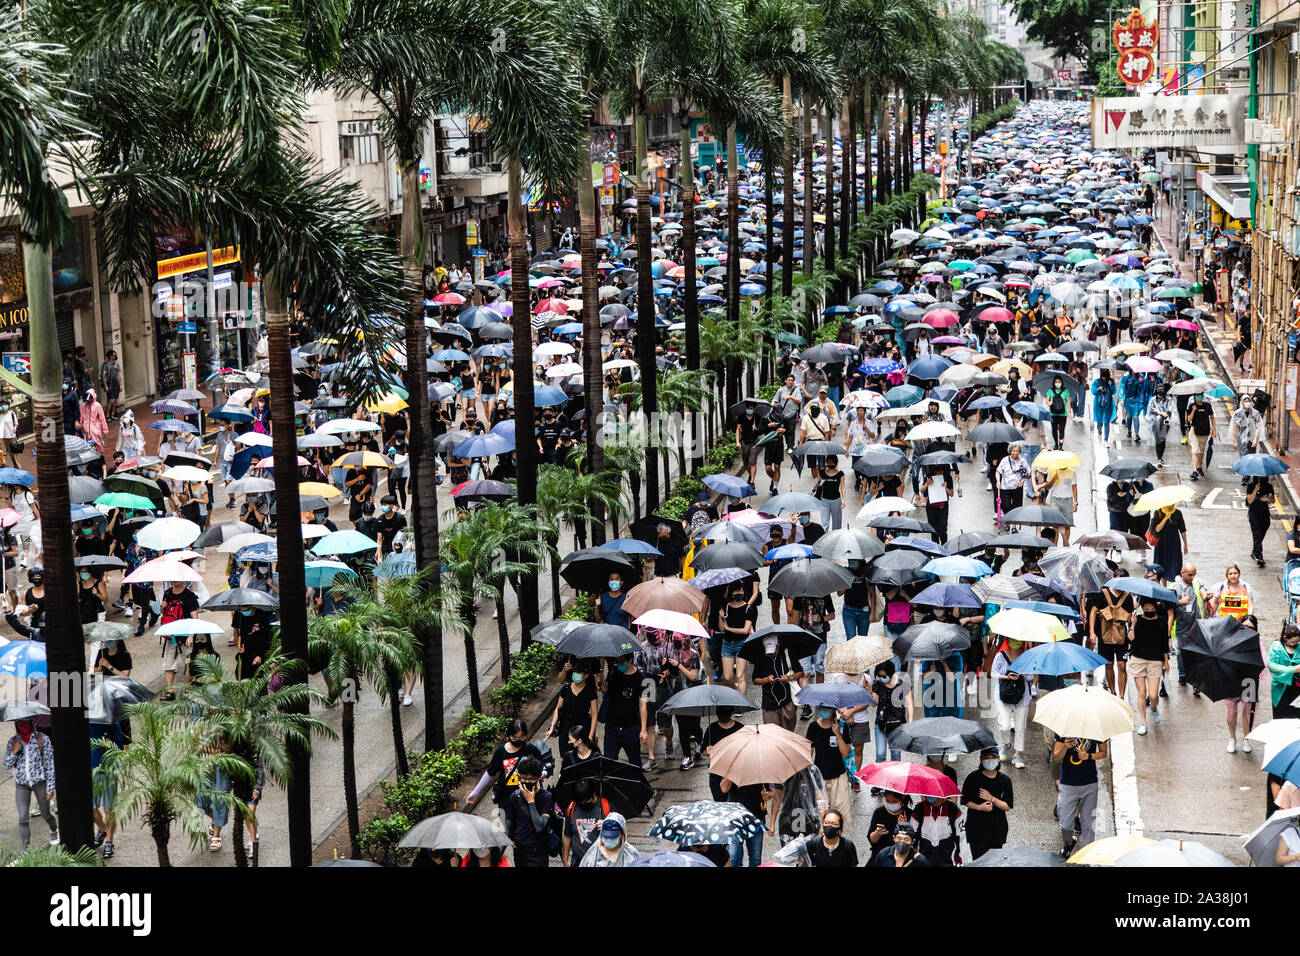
[1118,373,1145,416]
[1091,378,1118,423]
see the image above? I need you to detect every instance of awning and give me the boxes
[1196,170,1252,221]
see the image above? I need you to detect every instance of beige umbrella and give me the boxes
[825,635,893,675]
[1033,685,1135,740]
[991,358,1033,379]
[621,576,707,618]
[706,724,813,786]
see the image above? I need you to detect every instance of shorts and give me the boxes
[105,385,120,400]
[721,638,746,659]
[1095,640,1128,662]
[162,640,188,673]
[460,388,476,400]
[1188,431,1207,456]
[849,721,872,746]
[1127,656,1165,682]
[743,444,761,466]
[799,642,828,676]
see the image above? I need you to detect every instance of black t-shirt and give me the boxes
[867,805,915,848]
[94,643,132,674]
[808,838,859,867]
[1056,735,1100,787]
[751,651,798,710]
[704,720,744,801]
[564,799,606,865]
[159,587,200,627]
[537,422,564,455]
[1190,401,1214,436]
[376,512,406,552]
[486,743,531,805]
[960,770,1014,847]
[800,522,825,546]
[1129,611,1169,661]
[737,416,761,444]
[805,720,847,779]
[870,845,930,867]
[603,666,647,726]
[557,680,598,728]
[721,601,757,636]
[653,538,685,578]
[727,782,766,818]
[844,574,871,609]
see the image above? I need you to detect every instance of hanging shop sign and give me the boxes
[156,245,240,280]
[1112,8,1158,88]
[1091,94,1245,149]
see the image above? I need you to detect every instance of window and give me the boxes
[339,120,380,166]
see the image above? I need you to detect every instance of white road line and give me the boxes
[1090,418,1143,837]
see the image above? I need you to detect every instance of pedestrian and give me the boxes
[601,652,648,765]
[4,718,57,849]
[917,792,962,866]
[1229,394,1264,471]
[594,570,630,629]
[1170,563,1209,689]
[1146,504,1187,580]
[960,747,1013,860]
[1053,735,1106,859]
[807,809,858,867]
[578,812,639,867]
[560,777,608,867]
[992,637,1034,768]
[465,718,535,816]
[157,580,200,699]
[1046,376,1071,448]
[1209,563,1254,620]
[1128,599,1171,736]
[871,659,913,763]
[868,820,929,867]
[502,754,555,868]
[1089,582,1133,699]
[1146,383,1174,466]
[546,662,598,767]
[116,409,144,460]
[994,443,1031,519]
[1090,370,1117,445]
[1245,474,1275,567]
[814,455,845,529]
[717,584,756,694]
[805,701,853,827]
[914,465,952,543]
[98,350,122,420]
[1267,623,1300,719]
[0,402,16,468]
[1187,393,1216,480]
[751,632,803,731]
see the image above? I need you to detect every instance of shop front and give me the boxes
[154,243,247,393]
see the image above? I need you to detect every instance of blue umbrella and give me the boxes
[1011,641,1106,677]
[1231,454,1288,477]
[797,683,875,708]
[210,404,255,423]
[71,504,106,522]
[431,349,471,362]
[628,850,716,868]
[738,282,764,295]
[152,399,198,416]
[884,298,916,313]
[1103,577,1178,603]
[0,467,34,486]
[928,385,959,403]
[906,356,953,381]
[861,358,904,376]
[967,395,1009,411]
[457,306,500,329]
[912,581,981,607]
[868,280,903,295]
[888,536,949,556]
[884,385,924,407]
[1011,401,1051,422]
[373,552,416,580]
[1263,739,1300,787]
[453,433,515,458]
[489,420,516,443]
[305,560,359,587]
[148,419,198,434]
[554,322,583,335]
[473,343,511,359]
[0,640,46,678]
[602,538,663,556]
[236,542,278,563]
[702,473,755,497]
[921,556,994,578]
[764,543,815,561]
[1003,599,1082,620]
[823,305,856,316]
[313,530,380,556]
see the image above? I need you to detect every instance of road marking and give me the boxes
[1291,409,1300,431]
[1090,421,1143,838]
[1200,487,1232,509]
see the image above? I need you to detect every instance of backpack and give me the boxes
[1049,392,1066,416]
[1098,597,1131,645]
[996,652,1026,703]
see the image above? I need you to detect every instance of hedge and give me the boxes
[487,642,558,717]
[969,99,1020,141]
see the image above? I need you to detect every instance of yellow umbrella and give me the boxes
[1131,485,1193,514]
[1033,685,1136,740]
[1032,450,1081,472]
[1107,342,1148,356]
[364,393,408,414]
[1068,834,1155,866]
[331,450,395,469]
[991,358,1032,378]
[299,481,342,499]
[987,608,1070,643]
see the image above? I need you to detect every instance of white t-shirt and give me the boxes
[1281,827,1300,867]
[9,490,34,522]
[0,411,16,439]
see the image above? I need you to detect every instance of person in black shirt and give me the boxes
[234,608,273,679]
[1053,735,1106,858]
[375,495,407,555]
[602,654,648,765]
[1187,393,1216,480]
[750,636,804,731]
[869,820,929,867]
[806,705,852,826]
[702,708,743,801]
[93,639,132,678]
[736,400,763,486]
[807,809,858,867]
[961,747,1014,859]
[502,754,555,867]
[536,411,563,463]
[793,512,825,546]
[652,524,685,578]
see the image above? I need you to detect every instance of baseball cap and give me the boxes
[600,812,627,837]
[894,821,918,837]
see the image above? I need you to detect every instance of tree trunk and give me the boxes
[634,109,659,512]
[726,125,740,328]
[840,93,852,266]
[152,819,171,867]
[387,668,410,777]
[397,154,446,755]
[24,241,92,853]
[876,90,891,204]
[265,307,312,865]
[495,597,511,676]
[781,74,794,300]
[823,106,837,307]
[342,694,360,859]
[577,122,607,546]
[508,160,540,636]
[680,111,700,377]
[803,100,814,283]
[549,533,562,616]
[462,600,482,712]
[764,164,775,309]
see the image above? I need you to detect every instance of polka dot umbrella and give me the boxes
[648,801,764,847]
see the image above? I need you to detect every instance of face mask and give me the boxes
[1007,639,1023,650]
[884,800,902,813]
[81,528,93,536]
[817,707,833,721]
[473,847,490,860]
[571,672,585,683]
[762,639,779,654]
[745,408,754,416]
[509,738,527,748]
[608,580,621,591]
[381,506,391,514]
[315,512,327,522]
[799,515,810,525]
[615,662,631,673]
[241,610,253,617]
[924,795,938,804]
[30,578,42,587]
[78,571,90,581]
[601,835,622,850]
[982,759,1000,772]
[822,826,840,839]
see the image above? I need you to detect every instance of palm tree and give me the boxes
[471,501,546,657]
[536,465,619,613]
[174,652,334,867]
[657,368,714,481]
[94,701,253,867]
[308,607,411,859]
[600,426,648,533]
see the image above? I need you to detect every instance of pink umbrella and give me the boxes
[1164,319,1199,331]
[430,292,464,305]
[1005,279,1031,289]
[487,301,513,317]
[923,308,959,328]
[251,456,310,468]
[856,760,960,798]
[0,508,20,528]
[980,307,1015,323]
[124,558,202,584]
[228,388,254,406]
[535,278,565,289]
[632,609,709,639]
[920,273,945,283]
[1126,356,1162,374]
[931,336,965,346]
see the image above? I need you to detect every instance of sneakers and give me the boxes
[769,482,778,494]
[1151,707,1161,725]
[1136,723,1148,735]
[402,693,413,707]
[641,758,656,772]
[94,830,106,848]
[680,754,695,771]
[102,841,114,859]
[111,600,125,611]
[1011,753,1025,769]
[998,746,1010,762]
[1227,738,1236,754]
[1180,436,1188,445]
[1060,839,1076,860]
[1242,739,1253,754]
[1188,470,1200,481]
[49,830,59,845]
[799,705,813,721]
[1157,459,1164,467]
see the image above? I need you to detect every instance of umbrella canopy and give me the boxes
[559,547,636,592]
[973,574,1037,604]
[864,548,929,586]
[1011,641,1107,676]
[705,723,813,786]
[967,422,1025,443]
[552,756,654,819]
[812,528,886,563]
[796,683,875,709]
[887,717,997,756]
[768,557,855,597]
[0,641,46,678]
[554,622,640,659]
[825,635,894,674]
[1263,739,1300,788]
[627,850,716,867]
[1113,839,1236,868]
[193,520,262,549]
[1002,504,1072,527]
[123,557,202,584]
[892,622,971,661]
[658,684,757,716]
[0,699,48,722]
[312,530,379,556]
[397,812,509,850]
[86,675,154,723]
[1075,529,1148,552]
[1033,685,1135,740]
[856,760,959,798]
[632,608,709,639]
[201,588,279,611]
[987,608,1070,643]
[1132,485,1192,514]
[965,845,1065,867]
[1242,807,1300,867]
[1067,833,1156,867]
[621,576,707,618]
[1037,548,1112,597]
[690,541,765,572]
[911,581,983,609]
[135,516,201,551]
[648,801,764,846]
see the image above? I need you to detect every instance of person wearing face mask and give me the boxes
[751,633,804,731]
[807,809,858,867]
[993,637,1035,768]
[1145,382,1174,466]
[309,507,338,534]
[602,654,648,766]
[560,777,609,866]
[375,495,407,556]
[1052,735,1107,858]
[234,606,273,679]
[547,659,599,766]
[960,747,1014,860]
[5,718,57,848]
[718,585,757,695]
[157,580,200,698]
[1229,396,1264,481]
[866,789,916,853]
[76,566,107,624]
[1268,622,1300,719]
[459,845,510,867]
[74,520,109,558]
[1090,369,1117,446]
[1187,392,1216,479]
[797,400,832,476]
[869,820,929,867]
[502,754,556,867]
[595,571,630,630]
[578,811,639,867]
[805,699,853,827]
[466,718,538,814]
[733,401,761,488]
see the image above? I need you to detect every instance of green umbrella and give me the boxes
[1065,249,1097,263]
[1140,171,1162,183]
[83,621,133,644]
[948,259,976,271]
[94,492,157,511]
[1155,286,1192,299]
[773,331,807,345]
[1170,358,1206,379]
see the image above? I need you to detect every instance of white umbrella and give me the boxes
[123,557,201,584]
[318,418,381,435]
[135,517,201,551]
[225,477,275,495]
[857,496,915,518]
[545,362,583,378]
[905,421,960,442]
[300,523,332,541]
[535,341,574,358]
[156,619,224,638]
[603,359,639,372]
[162,465,213,483]
[939,364,981,388]
[217,532,275,554]
[234,432,273,448]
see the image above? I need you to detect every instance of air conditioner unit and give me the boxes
[1290,31,1300,55]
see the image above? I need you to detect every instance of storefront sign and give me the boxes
[1112,8,1158,87]
[156,244,240,280]
[213,270,233,289]
[177,321,197,334]
[1091,94,1245,149]
[2,353,30,375]
[600,186,615,206]
[183,351,198,392]
[466,219,479,246]
[1286,363,1299,412]
[603,163,619,187]
[1189,234,1205,250]
[0,302,29,330]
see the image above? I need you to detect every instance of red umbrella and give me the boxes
[855,760,959,798]
[534,297,570,315]
[923,308,959,328]
[979,307,1015,323]
[431,292,464,305]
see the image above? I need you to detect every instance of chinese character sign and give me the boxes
[1092,95,1245,149]
[1112,8,1158,88]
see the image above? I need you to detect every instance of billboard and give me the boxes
[1091,95,1245,149]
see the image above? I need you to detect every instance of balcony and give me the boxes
[439,164,509,199]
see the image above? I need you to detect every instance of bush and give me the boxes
[673,475,703,502]
[709,439,739,468]
[560,592,595,622]
[970,100,1019,140]
[658,495,690,522]
[487,642,558,717]
[696,463,723,479]
[453,709,510,767]
[377,748,468,824]
[357,812,412,867]
[757,384,778,401]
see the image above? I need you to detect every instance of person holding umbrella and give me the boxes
[994,443,1032,519]
[1045,375,1072,449]
[1146,383,1175,466]
[718,584,757,694]
[1245,474,1275,568]
[992,637,1034,768]
[736,400,764,488]
[1187,392,1216,480]
[1052,735,1107,858]
[805,701,853,827]
[546,661,599,768]
[960,747,1014,861]
[1090,369,1118,446]
[1267,623,1300,719]
[751,633,804,731]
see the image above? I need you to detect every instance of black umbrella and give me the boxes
[990,531,1053,549]
[450,479,514,503]
[648,801,763,846]
[1100,458,1156,481]
[866,515,935,534]
[162,450,211,469]
[767,557,855,597]
[791,440,848,458]
[554,622,640,659]
[917,450,965,467]
[695,520,765,545]
[887,717,997,755]
[74,554,127,570]
[853,450,910,478]
[658,684,757,715]
[1002,504,1073,527]
[948,530,998,554]
[553,756,655,818]
[1180,617,1265,702]
[971,372,1008,388]
[690,541,765,572]
[865,548,928,586]
[726,398,773,423]
[738,625,823,664]
[798,344,850,364]
[630,514,690,552]
[68,476,108,504]
[433,431,474,455]
[892,622,971,661]
[530,619,593,646]
[559,548,636,593]
[964,845,1065,867]
[65,437,101,467]
[193,520,262,549]
[967,422,1025,444]
[86,675,154,723]
[1032,371,1083,404]
[0,700,49,721]
[1055,340,1098,355]
[202,588,279,611]
[478,321,514,341]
